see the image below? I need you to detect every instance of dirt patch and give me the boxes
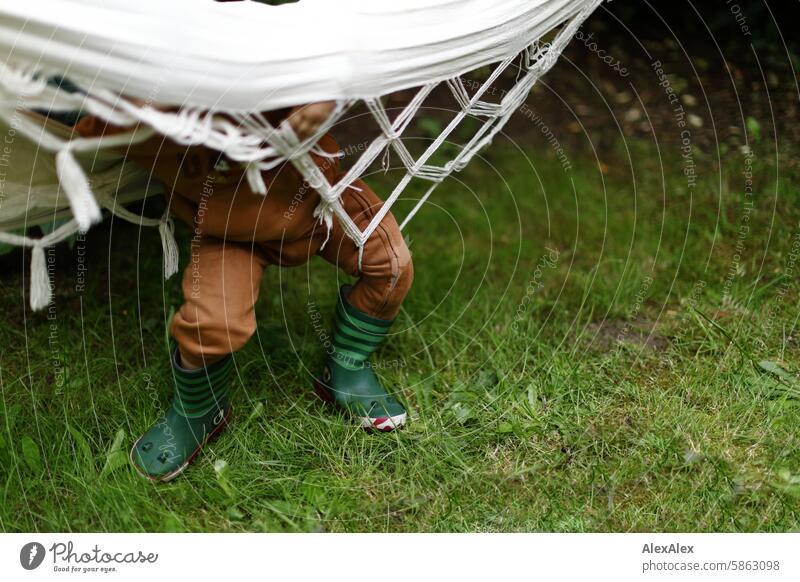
[584,318,668,352]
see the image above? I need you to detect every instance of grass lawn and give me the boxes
[1,134,800,532]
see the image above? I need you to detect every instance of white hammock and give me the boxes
[0,0,601,309]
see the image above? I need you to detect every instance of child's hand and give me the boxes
[287,101,336,141]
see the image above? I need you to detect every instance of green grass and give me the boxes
[2,136,800,532]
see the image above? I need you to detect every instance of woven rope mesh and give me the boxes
[256,11,589,248]
[0,0,600,308]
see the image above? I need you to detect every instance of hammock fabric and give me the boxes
[0,0,601,309]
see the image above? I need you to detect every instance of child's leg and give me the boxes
[314,180,413,431]
[317,180,414,320]
[171,236,268,368]
[130,236,267,481]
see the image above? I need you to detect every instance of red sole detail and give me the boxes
[364,426,395,433]
[312,382,403,432]
[313,379,335,403]
[364,422,397,433]
[130,407,233,483]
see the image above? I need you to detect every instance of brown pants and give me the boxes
[172,179,413,368]
[73,115,413,368]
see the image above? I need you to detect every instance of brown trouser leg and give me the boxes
[171,237,268,368]
[171,180,413,366]
[317,179,414,321]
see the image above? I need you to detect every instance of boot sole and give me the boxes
[129,407,232,483]
[313,380,406,432]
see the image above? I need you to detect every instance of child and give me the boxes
[74,101,413,481]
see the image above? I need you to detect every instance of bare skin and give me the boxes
[286,100,336,141]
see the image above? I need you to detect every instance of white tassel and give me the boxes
[56,146,102,231]
[313,201,334,250]
[246,162,267,195]
[159,218,180,279]
[29,244,52,311]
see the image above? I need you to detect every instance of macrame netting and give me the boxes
[0,0,602,309]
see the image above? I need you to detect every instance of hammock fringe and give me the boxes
[0,0,603,310]
[29,244,51,310]
[158,217,180,279]
[55,146,103,231]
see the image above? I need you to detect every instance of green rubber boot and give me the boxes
[314,285,407,431]
[130,351,233,482]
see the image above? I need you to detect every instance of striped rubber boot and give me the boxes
[129,351,233,482]
[314,286,407,431]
